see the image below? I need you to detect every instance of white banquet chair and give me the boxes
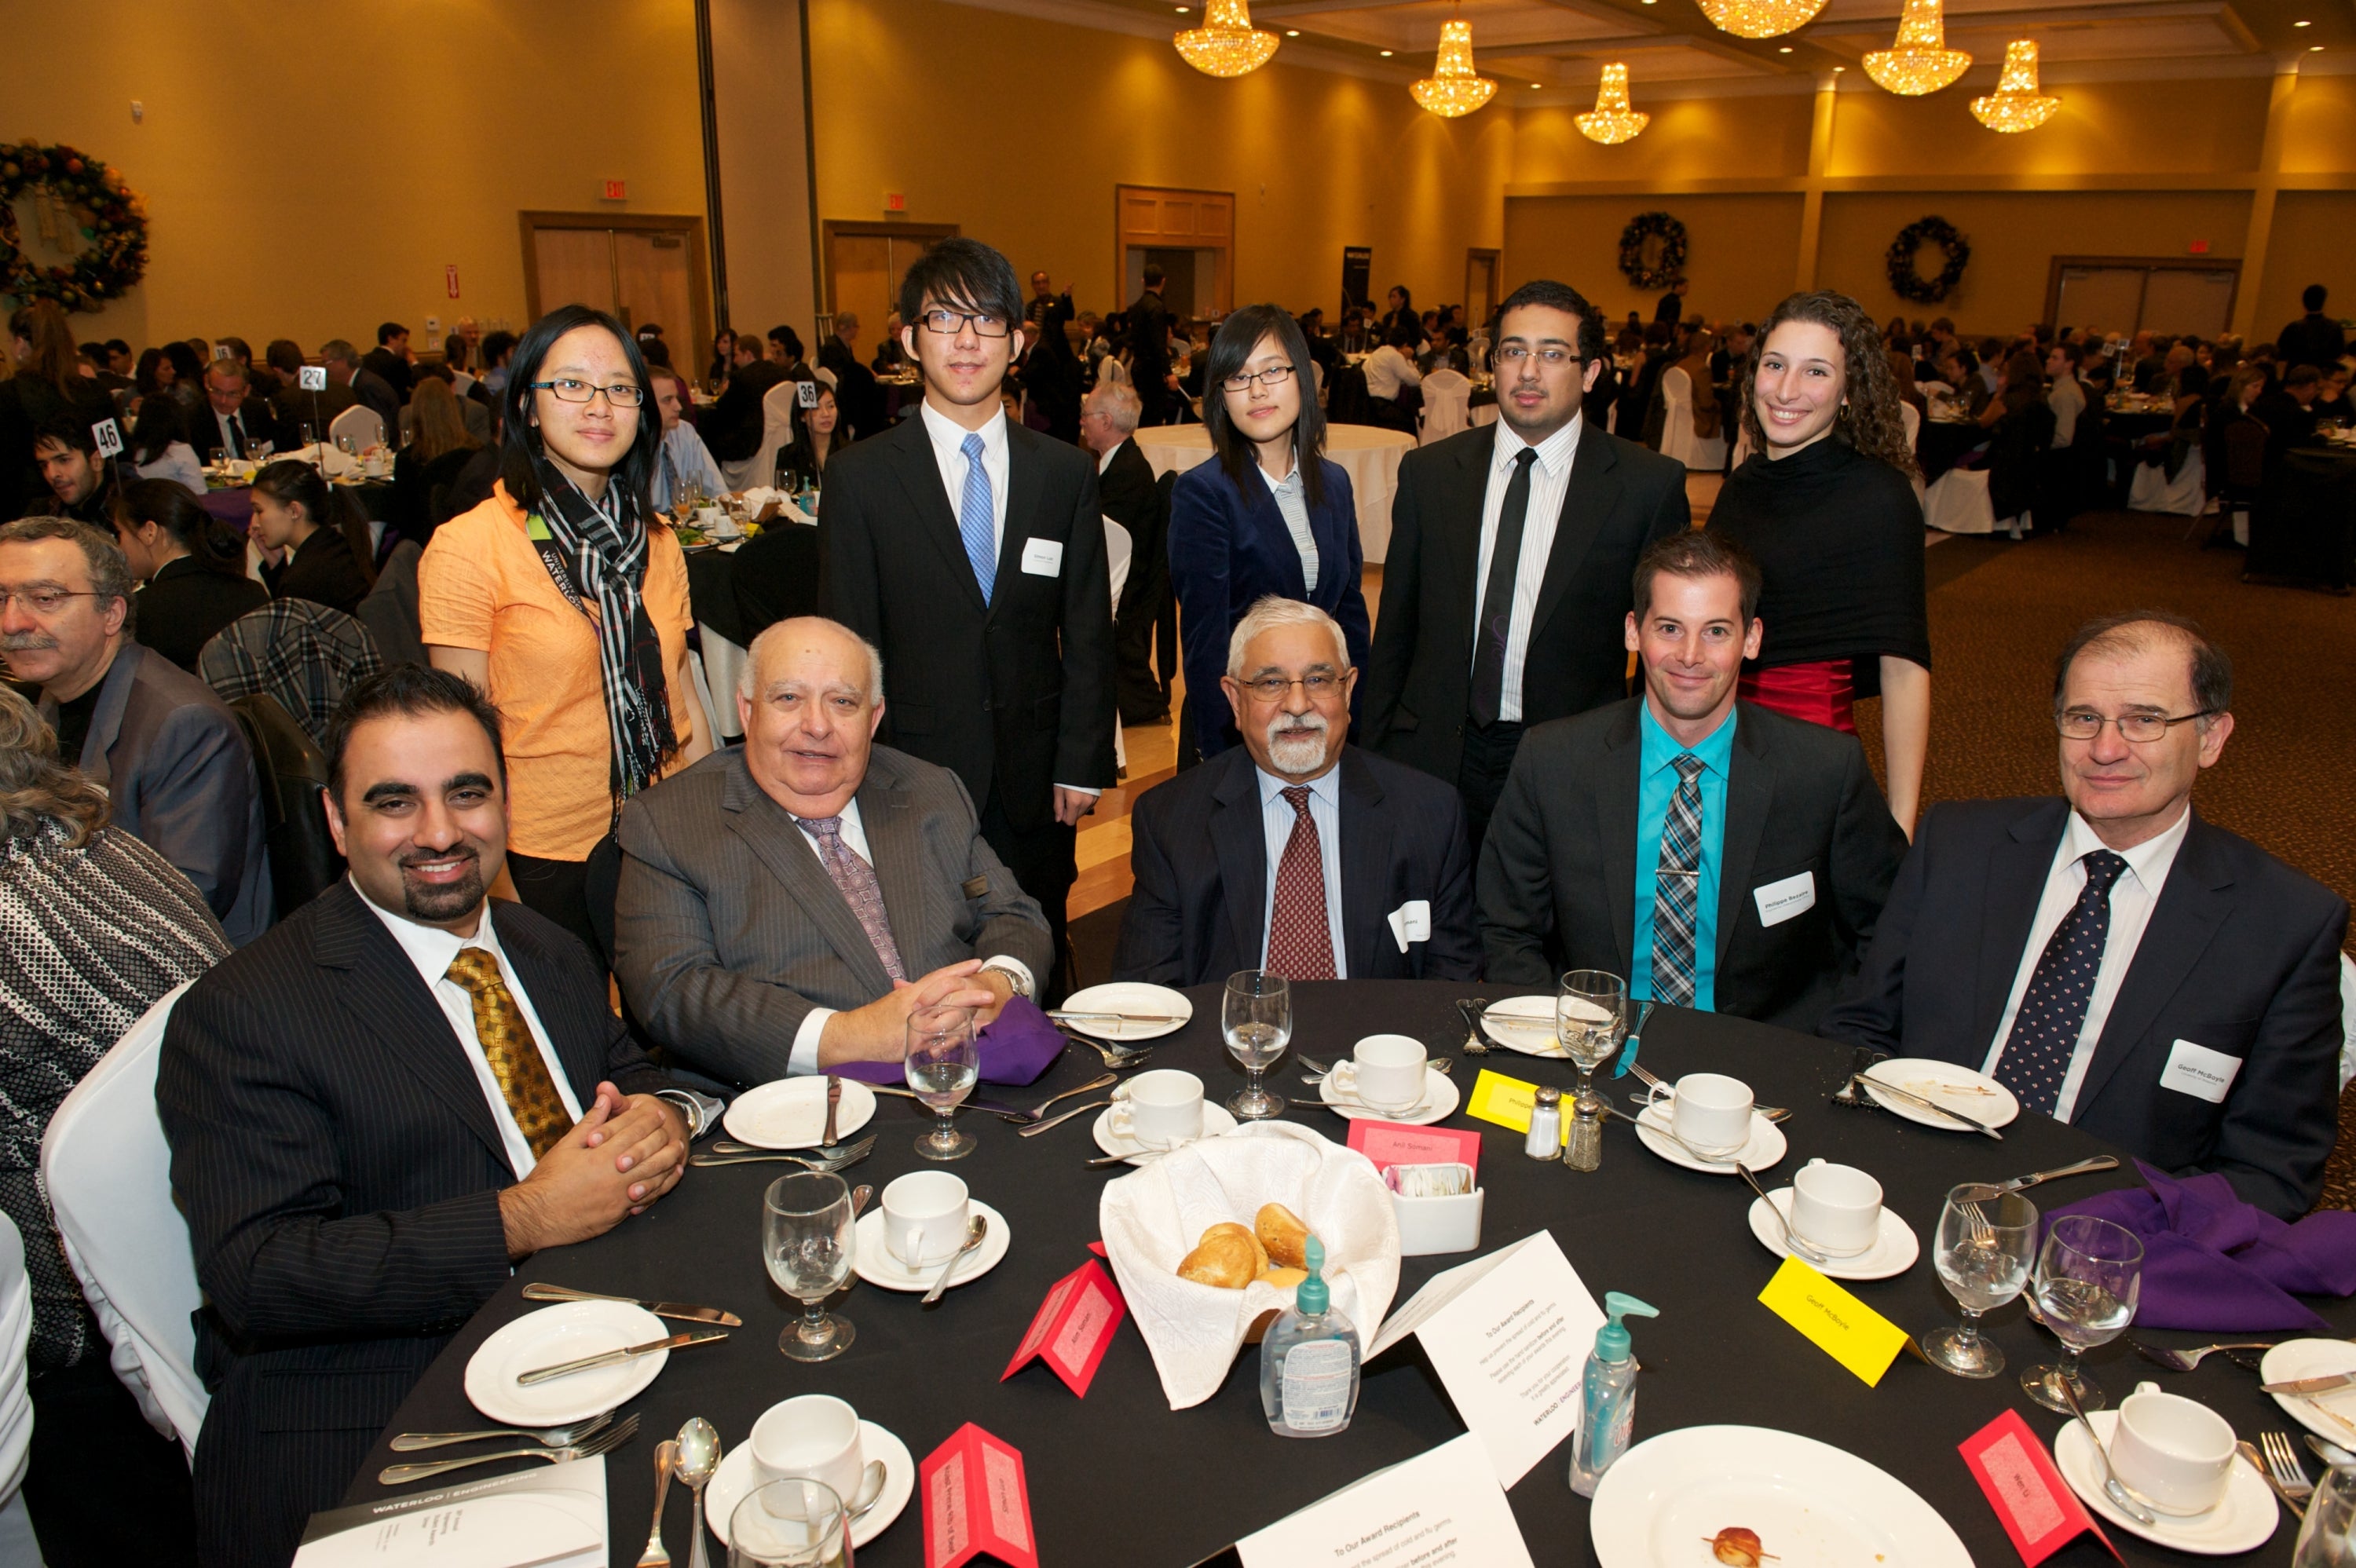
[326,404,384,453]
[1104,517,1132,772]
[1659,368,1728,471]
[0,1213,35,1564]
[1922,467,1996,535]
[2126,446,2205,517]
[723,380,800,493]
[1418,369,1472,445]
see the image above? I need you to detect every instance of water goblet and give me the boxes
[1921,1184,2037,1378]
[2292,1464,2356,1568]
[1555,970,1626,1108]
[905,1004,978,1160]
[2022,1212,2143,1412]
[763,1172,854,1362]
[729,1477,852,1568]
[1221,970,1290,1119]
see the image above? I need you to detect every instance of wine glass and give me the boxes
[1921,1184,2037,1378]
[2021,1212,2142,1412]
[1556,970,1626,1109]
[1221,970,1290,1119]
[905,1004,979,1160]
[730,1478,852,1568]
[763,1172,854,1362]
[2293,1465,2356,1568]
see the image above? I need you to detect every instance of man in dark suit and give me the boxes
[820,237,1117,992]
[27,415,116,527]
[266,340,355,440]
[156,665,702,1566]
[192,359,280,462]
[322,338,399,440]
[1363,277,1691,851]
[1128,264,1176,426]
[360,321,414,403]
[1480,530,1906,1030]
[1820,615,2347,1219]
[701,334,784,465]
[2276,283,2347,372]
[1118,598,1478,986]
[820,313,889,441]
[1082,380,1173,724]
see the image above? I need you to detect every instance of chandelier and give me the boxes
[1863,0,1972,95]
[1576,64,1650,144]
[1174,0,1279,78]
[1410,19,1498,118]
[1970,40,2061,133]
[1692,0,1827,40]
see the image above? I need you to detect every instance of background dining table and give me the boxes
[1129,423,1418,564]
[344,981,2352,1566]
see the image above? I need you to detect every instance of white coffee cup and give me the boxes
[1789,1158,1883,1257]
[1350,1035,1428,1109]
[1670,1073,1754,1159]
[880,1171,968,1266]
[1109,1069,1204,1148]
[751,1394,865,1503]
[2109,1380,2236,1516]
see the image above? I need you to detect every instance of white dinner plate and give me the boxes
[1633,1101,1787,1175]
[1746,1190,1920,1281]
[1479,996,1569,1058]
[1091,1102,1237,1166]
[2054,1411,2279,1555]
[1590,1424,1970,1567]
[1318,1063,1461,1126]
[850,1201,1011,1292]
[706,1420,915,1551]
[2259,1340,2356,1448]
[1058,981,1194,1042]
[463,1301,668,1427]
[722,1076,878,1150]
[1861,1058,2020,1131]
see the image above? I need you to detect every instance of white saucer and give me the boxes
[722,1076,878,1150]
[1091,1102,1238,1166]
[1634,1101,1787,1174]
[1318,1063,1461,1126]
[2259,1339,2356,1448]
[1479,996,1569,1058]
[463,1301,668,1426]
[1059,981,1193,1041]
[851,1201,1011,1291]
[2054,1411,2279,1555]
[1747,1190,1920,1280]
[705,1420,915,1550]
[1861,1058,2020,1131]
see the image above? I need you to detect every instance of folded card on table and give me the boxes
[294,1456,604,1567]
[1235,1432,1535,1568]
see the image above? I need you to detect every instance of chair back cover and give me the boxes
[326,404,384,451]
[1418,371,1472,445]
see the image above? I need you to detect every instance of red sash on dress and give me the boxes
[1739,660,1857,734]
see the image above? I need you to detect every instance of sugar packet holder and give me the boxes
[1385,1162,1483,1255]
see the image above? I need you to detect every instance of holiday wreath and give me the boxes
[1886,214,1969,305]
[0,141,148,312]
[1618,210,1688,291]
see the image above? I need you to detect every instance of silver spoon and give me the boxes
[673,1418,722,1568]
[921,1216,990,1305]
[847,1458,888,1521]
[2058,1377,2157,1526]
[637,1440,678,1568]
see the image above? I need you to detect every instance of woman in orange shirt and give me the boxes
[419,304,712,956]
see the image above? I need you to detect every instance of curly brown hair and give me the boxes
[1737,291,1920,479]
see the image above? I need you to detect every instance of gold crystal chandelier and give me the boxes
[1410,18,1498,118]
[1970,40,2061,133]
[1692,0,1828,40]
[1174,0,1279,78]
[1576,64,1650,144]
[1864,0,1972,95]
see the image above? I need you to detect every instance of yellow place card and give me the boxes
[1465,1068,1538,1134]
[1756,1255,1912,1387]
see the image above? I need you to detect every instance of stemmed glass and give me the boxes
[2022,1213,2143,1412]
[763,1173,854,1362]
[1921,1184,2038,1378]
[1222,970,1290,1119]
[2293,1465,2356,1567]
[1556,970,1627,1109]
[905,1004,979,1160]
[730,1478,853,1567]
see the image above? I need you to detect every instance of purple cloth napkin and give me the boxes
[828,996,1066,1089]
[2046,1160,2356,1333]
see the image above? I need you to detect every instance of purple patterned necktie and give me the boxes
[796,814,907,982]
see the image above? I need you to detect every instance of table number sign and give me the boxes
[1001,1257,1125,1397]
[1959,1409,2121,1566]
[920,1424,1037,1568]
[91,418,123,458]
[1755,1255,1912,1386]
[1344,1119,1481,1180]
[1235,1431,1535,1567]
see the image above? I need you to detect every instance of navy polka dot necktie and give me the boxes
[1994,850,2129,1117]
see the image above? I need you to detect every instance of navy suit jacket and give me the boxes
[1112,744,1481,985]
[1169,455,1371,758]
[1819,798,2348,1219]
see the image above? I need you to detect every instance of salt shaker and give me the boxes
[1524,1086,1563,1160]
[1564,1091,1603,1172]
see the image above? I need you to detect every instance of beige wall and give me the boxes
[1503,193,1806,327]
[1823,75,2273,181]
[2252,191,2356,339]
[712,0,819,346]
[1512,94,1814,187]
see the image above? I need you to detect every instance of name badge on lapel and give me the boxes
[1752,870,1816,927]
[1386,900,1432,953]
[1021,538,1063,576]
[2159,1039,2241,1103]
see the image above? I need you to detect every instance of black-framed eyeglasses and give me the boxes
[0,587,101,616]
[527,378,646,408]
[919,309,1012,339]
[1495,345,1583,367]
[1221,364,1296,393]
[2055,709,2217,743]
[1237,672,1345,702]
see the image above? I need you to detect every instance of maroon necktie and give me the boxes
[1264,786,1337,981]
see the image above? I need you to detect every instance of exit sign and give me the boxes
[884,192,906,213]
[2187,239,2210,254]
[602,179,627,202]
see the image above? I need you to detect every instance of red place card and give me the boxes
[1345,1118,1482,1182]
[1001,1258,1125,1397]
[920,1423,1037,1568]
[1959,1409,2121,1566]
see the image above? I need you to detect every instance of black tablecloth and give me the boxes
[345,983,2346,1565]
[1917,419,1989,484]
[2247,444,2356,590]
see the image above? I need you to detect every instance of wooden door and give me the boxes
[519,213,712,350]
[532,228,615,318]
[613,229,696,341]
[821,222,959,338]
[1465,249,1501,327]
[1115,186,1233,318]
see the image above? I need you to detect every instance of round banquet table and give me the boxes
[345,983,2346,1566]
[1130,424,1418,564]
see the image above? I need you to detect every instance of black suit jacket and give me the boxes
[156,883,675,1565]
[1360,419,1690,785]
[192,401,283,463]
[704,360,783,462]
[1479,699,1907,1030]
[1128,291,1173,408]
[349,368,401,437]
[819,411,1116,829]
[359,347,412,403]
[1819,799,2348,1218]
[136,556,269,671]
[1115,744,1480,985]
[271,376,357,438]
[1099,437,1158,539]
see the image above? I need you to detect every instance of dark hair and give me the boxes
[326,663,507,802]
[376,322,408,345]
[2286,364,2323,389]
[767,325,803,360]
[2000,351,2044,415]
[638,337,673,370]
[128,395,188,465]
[1387,319,1421,350]
[2053,612,2230,722]
[0,517,134,615]
[896,237,1024,335]
[480,329,518,368]
[1493,279,1607,365]
[1740,290,1921,479]
[1930,316,1955,335]
[252,459,379,588]
[2303,283,2329,312]
[265,338,304,375]
[2051,340,2083,367]
[104,338,129,357]
[1202,305,1326,511]
[32,412,97,458]
[221,336,252,364]
[162,341,205,388]
[1388,285,1411,310]
[116,477,247,578]
[1633,529,1762,624]
[133,348,168,395]
[77,340,106,365]
[1142,262,1165,288]
[498,304,659,517]
[441,331,469,370]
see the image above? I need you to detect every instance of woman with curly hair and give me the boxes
[1707,290,1931,835]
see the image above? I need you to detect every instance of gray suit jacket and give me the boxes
[612,744,1054,1084]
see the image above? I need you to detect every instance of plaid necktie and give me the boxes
[1995,850,2129,1116]
[958,432,997,605]
[798,814,908,983]
[1264,786,1337,981]
[445,948,574,1159]
[1649,753,1707,1007]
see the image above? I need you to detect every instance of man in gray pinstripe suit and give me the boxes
[613,617,1054,1086]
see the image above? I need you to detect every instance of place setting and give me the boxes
[849,1170,1012,1297]
[1308,1033,1460,1125]
[1088,1067,1238,1167]
[699,1394,917,1556]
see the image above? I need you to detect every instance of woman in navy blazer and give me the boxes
[1169,304,1372,759]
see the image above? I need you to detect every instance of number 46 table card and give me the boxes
[1235,1432,1535,1568]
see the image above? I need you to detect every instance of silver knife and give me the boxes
[516,1329,727,1386]
[1855,1072,2004,1139]
[1049,1009,1187,1024]
[2262,1372,2356,1396]
[1993,1156,2119,1193]
[821,1074,842,1150]
[521,1282,743,1327]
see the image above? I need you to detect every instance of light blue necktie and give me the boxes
[958,432,996,605]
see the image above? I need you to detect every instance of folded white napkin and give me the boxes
[278,442,362,480]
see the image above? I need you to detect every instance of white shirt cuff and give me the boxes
[979,957,1035,999]
[790,1007,834,1076]
[1055,784,1103,799]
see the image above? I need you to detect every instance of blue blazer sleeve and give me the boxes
[1169,463,1242,758]
[1315,460,1370,723]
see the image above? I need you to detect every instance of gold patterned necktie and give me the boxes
[444,948,574,1158]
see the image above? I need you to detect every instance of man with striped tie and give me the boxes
[1477,529,1908,1030]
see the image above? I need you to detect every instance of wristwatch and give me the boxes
[979,957,1034,1000]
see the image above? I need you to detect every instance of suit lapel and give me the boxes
[1208,755,1269,970]
[1335,751,1390,975]
[1976,802,2069,1044]
[2076,813,2233,1111]
[1530,421,1622,641]
[79,641,144,784]
[859,755,931,974]
[1599,704,1641,976]
[884,414,988,614]
[1715,715,1772,967]
[1446,438,1491,667]
[721,756,899,996]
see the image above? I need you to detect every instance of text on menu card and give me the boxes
[1959,1409,2120,1566]
[1235,1432,1535,1567]
[920,1424,1037,1568]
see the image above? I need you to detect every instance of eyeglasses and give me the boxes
[526,378,646,408]
[2055,709,2217,743]
[1495,345,1582,367]
[1237,673,1345,702]
[0,588,101,616]
[919,309,1012,339]
[1221,364,1296,393]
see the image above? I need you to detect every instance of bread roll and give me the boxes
[1176,1223,1260,1289]
[1256,1202,1311,1270]
[1257,1266,1308,1289]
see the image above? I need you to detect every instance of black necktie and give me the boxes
[227,415,245,459]
[1994,850,2129,1116]
[1469,448,1538,727]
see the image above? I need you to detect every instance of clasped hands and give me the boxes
[819,957,1012,1066]
[499,1083,690,1260]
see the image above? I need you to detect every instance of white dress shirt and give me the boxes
[1363,345,1422,402]
[210,407,262,459]
[920,400,1008,554]
[1469,413,1582,724]
[1257,461,1319,596]
[1980,806,2191,1121]
[1257,766,1348,978]
[135,442,207,499]
[2048,374,2087,448]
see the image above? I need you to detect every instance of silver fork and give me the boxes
[691,1133,876,1170]
[390,1409,614,1452]
[1026,1073,1115,1120]
[1062,1031,1154,1070]
[1455,999,1494,1054]
[2263,1430,2315,1503]
[2131,1340,2279,1372]
[380,1413,639,1484]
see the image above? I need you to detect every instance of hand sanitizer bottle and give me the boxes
[1259,1237,1360,1438]
[1568,1292,1659,1496]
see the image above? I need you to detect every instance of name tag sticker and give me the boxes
[2160,1038,2241,1103]
[1386,899,1432,952]
[1020,538,1063,576]
[1753,869,1816,927]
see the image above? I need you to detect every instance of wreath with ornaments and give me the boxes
[0,142,149,312]
[1886,214,1970,305]
[1618,211,1688,291]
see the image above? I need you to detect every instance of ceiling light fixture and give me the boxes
[1694,0,1827,40]
[1778,46,1793,53]
[1379,48,1394,57]
[1173,0,1279,76]
[1864,0,1972,95]
[1575,61,1650,144]
[1410,16,1498,116]
[2294,18,2310,24]
[1970,38,2060,132]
